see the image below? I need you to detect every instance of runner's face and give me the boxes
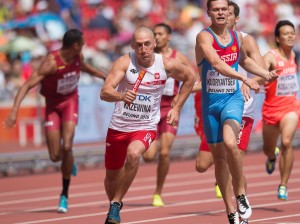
[226,5,237,30]
[132,32,156,63]
[277,25,295,48]
[154,26,170,49]
[208,0,228,26]
[74,38,84,54]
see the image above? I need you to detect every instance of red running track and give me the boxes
[0,150,300,224]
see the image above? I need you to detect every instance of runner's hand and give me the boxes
[3,112,17,129]
[241,83,251,101]
[243,78,259,92]
[266,69,279,82]
[123,90,137,105]
[167,108,180,126]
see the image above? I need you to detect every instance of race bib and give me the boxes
[206,70,236,94]
[275,73,299,96]
[162,78,175,96]
[121,94,154,121]
[57,74,79,95]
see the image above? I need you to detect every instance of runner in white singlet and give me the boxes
[100,26,195,224]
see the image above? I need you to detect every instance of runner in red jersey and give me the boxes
[142,23,197,207]
[262,20,299,201]
[4,29,106,213]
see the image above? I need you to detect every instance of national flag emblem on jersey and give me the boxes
[58,66,66,70]
[154,73,160,79]
[232,46,237,52]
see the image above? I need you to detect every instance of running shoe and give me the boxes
[265,158,276,174]
[72,163,78,176]
[152,194,165,207]
[227,211,239,224]
[58,195,68,213]
[105,202,123,224]
[278,185,288,200]
[215,183,222,198]
[105,201,122,224]
[240,219,248,224]
[266,147,279,175]
[236,194,252,220]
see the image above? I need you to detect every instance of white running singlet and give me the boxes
[109,52,168,132]
[238,32,256,119]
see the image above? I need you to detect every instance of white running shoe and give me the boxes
[237,194,252,220]
[227,211,239,224]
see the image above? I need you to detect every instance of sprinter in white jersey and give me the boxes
[100,27,195,224]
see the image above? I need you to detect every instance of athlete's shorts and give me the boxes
[203,92,244,144]
[44,94,79,131]
[105,128,156,170]
[197,116,253,152]
[194,113,210,152]
[262,102,300,125]
[237,116,254,151]
[156,105,178,138]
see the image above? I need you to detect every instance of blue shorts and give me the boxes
[202,91,244,144]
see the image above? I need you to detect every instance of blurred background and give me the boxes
[0,0,300,176]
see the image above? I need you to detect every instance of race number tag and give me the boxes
[206,70,236,94]
[162,78,175,96]
[57,72,79,95]
[276,73,299,96]
[122,94,154,120]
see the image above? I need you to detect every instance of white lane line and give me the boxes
[14,198,300,224]
[1,168,300,207]
[251,213,300,223]
[1,161,299,197]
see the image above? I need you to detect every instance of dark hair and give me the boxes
[154,23,172,34]
[207,0,229,10]
[228,1,239,17]
[274,20,295,46]
[62,29,83,48]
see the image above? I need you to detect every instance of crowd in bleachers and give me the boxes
[0,0,299,103]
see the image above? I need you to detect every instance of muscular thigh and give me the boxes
[279,112,299,143]
[160,132,176,154]
[263,123,280,149]
[45,96,78,132]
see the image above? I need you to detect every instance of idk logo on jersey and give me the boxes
[154,73,160,79]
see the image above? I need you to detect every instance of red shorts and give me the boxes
[156,106,178,138]
[263,102,300,125]
[197,116,254,152]
[237,116,254,151]
[45,95,79,131]
[194,113,210,152]
[105,128,156,170]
